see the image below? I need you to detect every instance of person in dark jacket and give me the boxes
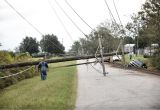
[38,60,48,80]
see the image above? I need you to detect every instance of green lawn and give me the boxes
[0,61,77,110]
[124,54,147,64]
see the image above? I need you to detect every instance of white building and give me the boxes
[124,44,135,53]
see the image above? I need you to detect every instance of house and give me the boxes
[124,44,135,53]
[144,44,159,56]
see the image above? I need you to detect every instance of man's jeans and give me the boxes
[40,71,47,80]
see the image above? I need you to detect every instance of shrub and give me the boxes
[152,56,160,70]
[0,67,38,89]
[15,53,31,62]
[0,51,14,64]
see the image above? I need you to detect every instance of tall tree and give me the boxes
[139,0,160,46]
[70,21,121,55]
[97,22,121,53]
[40,34,65,54]
[70,41,81,55]
[19,36,39,54]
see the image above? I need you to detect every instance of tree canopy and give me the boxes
[70,21,121,55]
[40,34,65,54]
[19,36,39,54]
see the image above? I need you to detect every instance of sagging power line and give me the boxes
[0,66,33,79]
[48,0,74,42]
[112,0,123,26]
[4,0,64,52]
[54,0,108,75]
[104,0,118,26]
[64,0,93,30]
[54,0,87,37]
[104,0,126,65]
[4,0,43,35]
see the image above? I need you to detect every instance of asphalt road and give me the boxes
[76,59,160,110]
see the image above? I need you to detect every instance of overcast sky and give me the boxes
[0,0,146,51]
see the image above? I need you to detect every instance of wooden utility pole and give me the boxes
[98,34,108,76]
[0,52,126,69]
[120,38,126,66]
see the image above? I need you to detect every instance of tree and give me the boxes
[70,21,121,55]
[70,41,81,55]
[123,36,134,44]
[96,22,122,53]
[19,36,39,54]
[139,0,160,46]
[40,34,65,54]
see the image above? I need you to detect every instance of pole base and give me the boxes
[103,72,108,76]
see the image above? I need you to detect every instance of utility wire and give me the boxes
[4,0,43,35]
[48,0,74,42]
[103,0,124,61]
[62,0,105,74]
[104,0,118,26]
[0,66,33,79]
[54,0,102,73]
[54,0,87,37]
[64,0,93,30]
[4,0,64,52]
[53,0,103,74]
[4,0,103,74]
[112,0,123,26]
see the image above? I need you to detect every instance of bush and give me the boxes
[0,51,38,89]
[0,67,38,89]
[152,56,160,70]
[0,51,14,64]
[15,53,31,62]
[143,54,153,58]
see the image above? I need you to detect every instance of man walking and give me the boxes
[38,60,49,80]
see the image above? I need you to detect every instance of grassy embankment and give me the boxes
[124,54,147,63]
[0,61,77,110]
[123,54,154,69]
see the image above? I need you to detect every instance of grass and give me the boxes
[0,61,77,110]
[124,54,147,64]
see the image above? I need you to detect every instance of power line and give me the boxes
[112,0,123,26]
[103,0,125,64]
[4,0,64,52]
[0,66,33,79]
[104,0,117,26]
[48,0,74,42]
[53,0,106,75]
[54,0,87,37]
[64,0,93,30]
[4,0,43,35]
[54,0,103,74]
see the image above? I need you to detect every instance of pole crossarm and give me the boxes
[0,52,127,69]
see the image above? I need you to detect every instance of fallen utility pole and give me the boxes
[54,59,109,69]
[0,52,126,69]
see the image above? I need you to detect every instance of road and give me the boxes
[76,59,160,110]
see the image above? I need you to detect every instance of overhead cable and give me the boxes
[104,0,118,26]
[64,0,93,30]
[112,0,123,26]
[54,0,87,37]
[0,66,33,79]
[4,0,43,35]
[48,0,74,42]
[4,0,64,52]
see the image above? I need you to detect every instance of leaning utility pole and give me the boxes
[120,38,126,66]
[98,34,108,76]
